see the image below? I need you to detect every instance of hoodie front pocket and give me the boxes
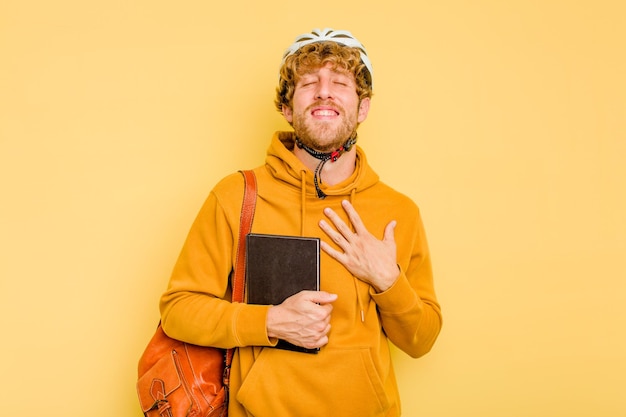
[237,346,390,417]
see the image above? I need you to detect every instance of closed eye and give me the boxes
[332,75,353,87]
[298,79,318,88]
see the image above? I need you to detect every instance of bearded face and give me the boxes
[282,63,370,152]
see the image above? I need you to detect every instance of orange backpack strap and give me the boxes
[224,169,257,383]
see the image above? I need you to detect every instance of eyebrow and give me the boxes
[297,68,353,80]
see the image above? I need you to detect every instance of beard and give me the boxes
[291,101,358,152]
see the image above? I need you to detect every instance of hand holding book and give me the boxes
[266,291,337,351]
[246,233,328,353]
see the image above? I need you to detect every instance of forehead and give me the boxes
[296,61,354,79]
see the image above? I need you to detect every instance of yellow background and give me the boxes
[1,1,624,416]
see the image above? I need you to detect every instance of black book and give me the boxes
[245,233,320,354]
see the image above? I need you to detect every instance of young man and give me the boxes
[160,28,442,416]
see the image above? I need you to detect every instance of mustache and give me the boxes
[306,101,343,114]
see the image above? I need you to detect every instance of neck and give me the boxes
[293,135,357,198]
[294,145,357,185]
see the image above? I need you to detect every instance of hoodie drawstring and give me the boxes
[300,170,307,236]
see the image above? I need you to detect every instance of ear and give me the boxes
[357,98,370,123]
[282,104,293,123]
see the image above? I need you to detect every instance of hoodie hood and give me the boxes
[265,131,380,198]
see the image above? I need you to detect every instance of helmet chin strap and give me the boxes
[295,133,357,199]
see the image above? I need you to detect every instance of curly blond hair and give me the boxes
[274,41,373,113]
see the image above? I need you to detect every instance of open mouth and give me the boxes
[311,107,340,117]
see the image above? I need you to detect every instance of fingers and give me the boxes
[302,324,331,349]
[267,291,336,349]
[338,200,367,234]
[321,200,391,240]
[307,290,338,305]
[322,207,354,244]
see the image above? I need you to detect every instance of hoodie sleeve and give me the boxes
[159,174,275,349]
[370,208,442,358]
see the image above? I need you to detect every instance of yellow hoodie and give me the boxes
[160,132,442,417]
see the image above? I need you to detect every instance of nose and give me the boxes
[315,77,333,100]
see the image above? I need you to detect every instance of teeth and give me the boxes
[313,110,337,116]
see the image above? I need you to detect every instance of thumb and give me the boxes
[309,291,338,305]
[383,220,397,243]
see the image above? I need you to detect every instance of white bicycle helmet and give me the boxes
[280,28,373,88]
